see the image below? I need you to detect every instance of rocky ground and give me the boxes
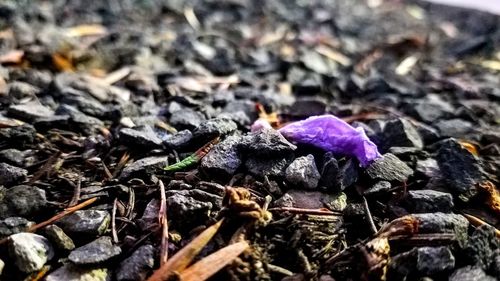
[0,0,499,280]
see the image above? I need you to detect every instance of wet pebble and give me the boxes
[69,236,121,265]
[8,232,54,273]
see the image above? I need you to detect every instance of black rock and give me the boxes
[403,190,453,213]
[119,155,169,180]
[200,135,242,179]
[0,217,34,238]
[492,250,500,279]
[461,225,500,270]
[415,158,439,178]
[415,122,441,144]
[162,129,192,149]
[116,244,155,281]
[405,97,454,123]
[389,246,455,278]
[366,153,413,182]
[119,125,163,149]
[364,181,391,197]
[0,163,27,187]
[55,104,104,134]
[381,118,423,151]
[33,115,71,131]
[221,100,257,126]
[239,128,296,156]
[245,154,293,178]
[0,185,47,219]
[137,199,160,231]
[192,117,237,141]
[337,159,359,191]
[449,265,496,281]
[274,190,347,212]
[57,210,110,237]
[167,192,213,230]
[413,213,469,246]
[285,155,321,190]
[169,107,205,129]
[0,124,36,147]
[69,236,121,265]
[0,149,26,167]
[434,119,475,139]
[287,99,327,117]
[8,102,54,121]
[436,139,482,202]
[61,92,110,119]
[8,81,40,99]
[318,152,339,191]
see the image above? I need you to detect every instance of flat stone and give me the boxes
[285,155,321,189]
[0,185,47,219]
[69,236,121,265]
[55,104,104,134]
[381,118,423,151]
[201,135,242,179]
[116,244,155,281]
[415,158,439,178]
[437,139,482,201]
[274,190,347,212]
[434,119,475,139]
[163,129,192,149]
[364,181,391,197]
[0,162,27,186]
[8,102,54,121]
[240,128,296,156]
[46,264,110,281]
[169,107,205,129]
[57,210,110,237]
[0,148,26,166]
[0,217,34,238]
[366,153,413,182]
[449,265,496,281]
[8,233,54,273]
[44,224,75,251]
[192,117,238,141]
[245,154,293,178]
[413,213,469,246]
[119,155,169,180]
[119,125,163,149]
[403,190,453,213]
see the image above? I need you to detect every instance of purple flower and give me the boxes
[278,115,381,166]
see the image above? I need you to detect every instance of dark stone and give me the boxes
[167,193,213,230]
[192,117,238,141]
[57,210,110,237]
[55,104,104,134]
[413,213,469,246]
[405,97,454,123]
[0,124,36,147]
[0,163,27,187]
[461,225,500,270]
[0,217,34,238]
[8,102,54,121]
[337,159,359,190]
[169,107,205,129]
[434,119,475,139]
[285,155,321,189]
[436,139,482,202]
[415,158,439,178]
[403,190,453,213]
[492,250,500,279]
[200,135,242,179]
[137,199,160,231]
[8,81,40,99]
[119,125,163,149]
[221,100,257,126]
[33,115,71,131]
[381,118,423,151]
[245,154,293,178]
[116,244,155,281]
[366,153,413,182]
[389,246,455,278]
[274,190,347,212]
[287,99,327,117]
[318,152,339,190]
[162,129,192,149]
[69,236,121,265]
[165,189,222,209]
[61,92,109,119]
[0,185,47,219]
[449,265,496,281]
[44,225,75,251]
[364,181,391,197]
[415,122,441,144]
[0,149,26,166]
[239,128,296,156]
[119,155,169,180]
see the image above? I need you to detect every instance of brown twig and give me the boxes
[68,175,82,208]
[363,196,378,234]
[29,151,62,184]
[159,180,169,266]
[462,213,500,238]
[0,197,98,245]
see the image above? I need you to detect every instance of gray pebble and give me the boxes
[201,135,242,178]
[286,155,321,189]
[69,236,121,265]
[57,210,110,237]
[0,185,47,219]
[0,162,27,187]
[116,244,155,281]
[366,153,413,182]
[403,190,453,213]
[119,155,169,180]
[0,217,34,238]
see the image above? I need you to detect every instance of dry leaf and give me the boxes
[65,24,107,37]
[52,53,75,72]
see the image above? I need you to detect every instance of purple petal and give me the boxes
[278,115,381,166]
